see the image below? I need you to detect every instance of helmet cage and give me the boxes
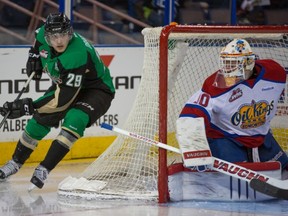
[44,13,73,46]
[219,54,255,80]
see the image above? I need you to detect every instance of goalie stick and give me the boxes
[250,176,288,200]
[100,122,288,200]
[0,71,35,129]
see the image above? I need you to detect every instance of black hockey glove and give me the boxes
[0,98,34,119]
[26,47,43,80]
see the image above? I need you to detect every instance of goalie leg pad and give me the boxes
[258,132,288,169]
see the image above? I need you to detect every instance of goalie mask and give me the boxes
[214,39,255,88]
[44,13,73,47]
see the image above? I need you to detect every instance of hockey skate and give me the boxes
[30,165,49,189]
[0,160,21,181]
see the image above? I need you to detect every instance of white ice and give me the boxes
[0,160,287,216]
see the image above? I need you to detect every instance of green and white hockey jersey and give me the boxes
[32,25,115,114]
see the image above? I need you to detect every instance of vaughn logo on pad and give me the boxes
[183,150,211,159]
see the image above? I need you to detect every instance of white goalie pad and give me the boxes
[176,117,213,167]
[58,176,107,192]
[168,162,282,201]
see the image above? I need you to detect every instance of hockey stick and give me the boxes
[0,72,35,129]
[250,175,288,199]
[100,123,288,200]
[101,123,181,154]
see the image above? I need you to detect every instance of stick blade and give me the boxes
[250,178,288,200]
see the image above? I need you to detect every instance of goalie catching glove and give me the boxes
[26,47,43,80]
[0,98,34,119]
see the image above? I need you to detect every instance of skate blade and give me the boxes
[27,183,37,192]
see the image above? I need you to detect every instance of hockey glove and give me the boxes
[26,47,43,80]
[0,98,34,119]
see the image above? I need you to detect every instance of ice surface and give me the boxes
[0,160,287,216]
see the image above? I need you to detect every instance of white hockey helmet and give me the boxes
[217,39,255,87]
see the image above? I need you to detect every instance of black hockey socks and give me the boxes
[12,140,34,165]
[40,140,70,171]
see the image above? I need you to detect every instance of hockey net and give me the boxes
[58,25,288,203]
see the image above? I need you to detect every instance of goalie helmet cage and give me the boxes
[58,25,288,203]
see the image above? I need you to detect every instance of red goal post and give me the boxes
[58,25,288,204]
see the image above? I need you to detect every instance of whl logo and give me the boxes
[229,88,242,102]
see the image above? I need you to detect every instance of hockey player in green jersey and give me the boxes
[0,13,115,189]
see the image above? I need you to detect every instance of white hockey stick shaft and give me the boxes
[100,123,288,199]
[101,123,181,154]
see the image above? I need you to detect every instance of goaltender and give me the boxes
[177,39,288,170]
[0,13,115,189]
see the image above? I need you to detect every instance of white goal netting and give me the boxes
[58,25,288,202]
